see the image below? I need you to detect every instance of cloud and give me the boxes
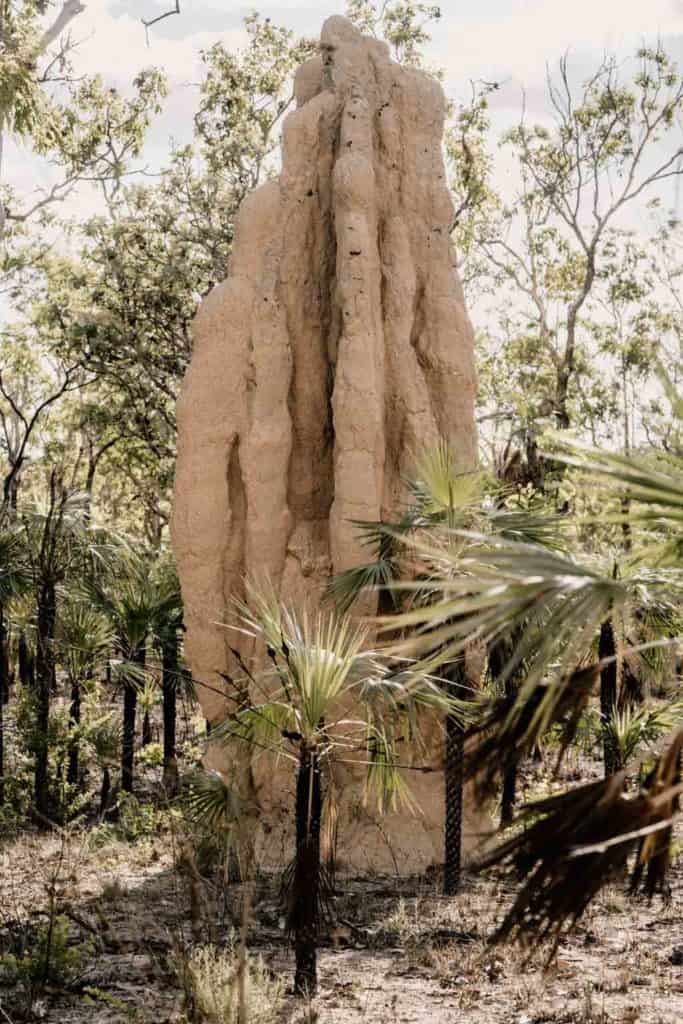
[438,0,683,87]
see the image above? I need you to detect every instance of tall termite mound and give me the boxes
[172,16,480,873]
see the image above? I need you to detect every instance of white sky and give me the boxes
[7,1,683,226]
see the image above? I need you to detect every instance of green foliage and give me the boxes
[0,915,91,991]
[215,585,465,815]
[0,3,47,138]
[346,0,441,66]
[603,698,683,768]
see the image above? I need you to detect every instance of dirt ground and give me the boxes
[0,814,681,1024]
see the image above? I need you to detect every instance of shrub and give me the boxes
[184,940,284,1024]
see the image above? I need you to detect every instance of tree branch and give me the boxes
[142,2,180,30]
[38,0,86,56]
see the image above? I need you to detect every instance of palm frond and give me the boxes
[385,534,625,694]
[0,528,30,604]
[324,557,399,614]
[478,727,683,953]
[465,663,600,799]
[183,770,245,830]
[235,587,370,736]
[409,441,484,521]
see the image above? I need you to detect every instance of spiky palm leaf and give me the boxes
[215,587,466,803]
[478,728,683,953]
[56,600,115,684]
[184,770,244,830]
[388,440,683,942]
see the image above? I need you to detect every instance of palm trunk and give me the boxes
[121,646,144,793]
[291,742,322,996]
[501,760,517,827]
[100,766,111,816]
[18,632,34,688]
[142,709,152,746]
[599,617,619,775]
[443,657,468,894]
[500,676,519,826]
[66,677,81,786]
[444,709,464,894]
[34,582,56,817]
[162,629,178,795]
[489,635,522,826]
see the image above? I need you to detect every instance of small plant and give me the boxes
[183,940,284,1024]
[0,916,91,994]
[139,740,163,767]
[116,791,165,840]
[603,698,683,770]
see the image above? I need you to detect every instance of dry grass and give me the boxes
[0,809,680,1023]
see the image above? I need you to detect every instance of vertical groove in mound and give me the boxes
[172,14,481,874]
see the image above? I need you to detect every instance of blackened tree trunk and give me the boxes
[599,616,619,775]
[34,581,56,816]
[142,709,152,746]
[121,645,145,793]
[290,743,322,996]
[18,632,34,689]
[161,629,178,795]
[100,766,111,817]
[444,708,464,894]
[500,670,520,826]
[489,629,527,826]
[66,677,81,786]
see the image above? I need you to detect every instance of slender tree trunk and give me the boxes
[142,709,152,746]
[500,670,520,826]
[100,766,111,817]
[444,708,464,894]
[66,677,81,786]
[489,634,522,826]
[121,646,144,793]
[599,616,619,775]
[162,629,178,795]
[291,742,322,997]
[18,632,34,688]
[34,582,56,816]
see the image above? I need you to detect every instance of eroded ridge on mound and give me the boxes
[172,15,479,873]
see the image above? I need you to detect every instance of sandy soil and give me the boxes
[1,816,681,1024]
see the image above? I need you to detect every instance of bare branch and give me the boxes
[142,2,180,36]
[38,0,86,56]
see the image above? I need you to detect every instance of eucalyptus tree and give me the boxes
[213,585,462,996]
[0,0,167,232]
[470,46,683,476]
[345,0,442,66]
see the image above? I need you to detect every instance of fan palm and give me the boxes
[85,552,157,794]
[86,548,183,795]
[148,556,183,795]
[386,440,683,947]
[57,600,115,787]
[19,480,117,816]
[326,440,562,890]
[213,584,464,996]
[0,526,29,804]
